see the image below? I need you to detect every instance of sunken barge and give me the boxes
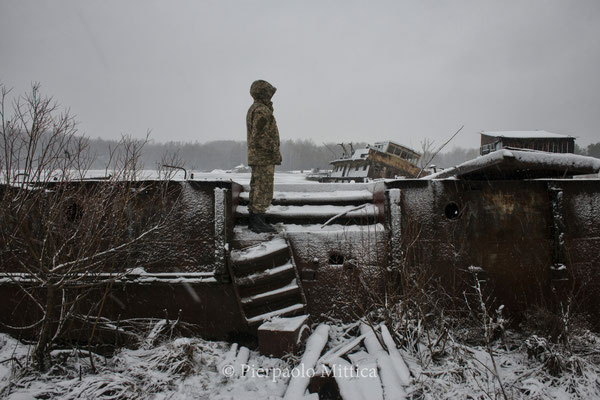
[1,149,600,342]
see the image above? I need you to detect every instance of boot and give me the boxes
[248,212,277,234]
[256,213,277,233]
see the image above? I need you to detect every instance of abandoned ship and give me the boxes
[1,147,599,354]
[326,141,423,182]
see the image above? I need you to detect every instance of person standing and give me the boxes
[246,80,282,233]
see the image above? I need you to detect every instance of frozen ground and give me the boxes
[0,333,290,400]
[85,169,320,185]
[2,321,599,399]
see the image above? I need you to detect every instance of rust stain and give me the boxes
[483,192,515,214]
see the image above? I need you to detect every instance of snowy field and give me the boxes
[2,320,599,399]
[84,169,321,185]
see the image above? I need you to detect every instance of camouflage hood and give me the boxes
[250,80,277,102]
[246,80,281,166]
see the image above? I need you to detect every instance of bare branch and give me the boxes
[417,125,464,178]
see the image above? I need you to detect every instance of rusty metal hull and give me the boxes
[1,178,599,339]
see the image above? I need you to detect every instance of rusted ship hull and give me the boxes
[1,177,599,340]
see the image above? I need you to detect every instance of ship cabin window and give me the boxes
[363,165,367,171]
[355,165,359,171]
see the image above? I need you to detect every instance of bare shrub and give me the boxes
[0,83,182,370]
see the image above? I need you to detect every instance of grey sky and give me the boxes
[1,0,599,149]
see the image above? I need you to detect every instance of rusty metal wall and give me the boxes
[551,180,600,323]
[0,180,238,274]
[170,180,238,273]
[385,179,600,326]
[0,279,249,342]
[289,226,388,322]
[0,180,247,341]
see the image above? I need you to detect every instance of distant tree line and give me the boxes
[86,137,483,172]
[15,131,597,173]
[86,138,364,171]
[576,142,600,158]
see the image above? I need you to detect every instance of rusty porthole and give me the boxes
[329,253,344,265]
[444,202,460,219]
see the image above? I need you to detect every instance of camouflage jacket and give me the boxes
[246,81,282,166]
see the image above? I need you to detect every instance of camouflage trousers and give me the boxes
[249,164,275,214]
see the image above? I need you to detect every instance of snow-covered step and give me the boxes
[238,190,373,205]
[230,237,291,275]
[241,279,300,305]
[246,303,305,325]
[230,237,288,263]
[244,295,304,322]
[236,204,380,221]
[235,223,385,234]
[236,262,295,288]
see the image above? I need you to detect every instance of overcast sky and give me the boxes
[1,0,599,149]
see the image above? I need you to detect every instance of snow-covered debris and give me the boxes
[232,346,250,378]
[284,324,330,400]
[329,356,366,400]
[360,324,407,399]
[380,325,411,386]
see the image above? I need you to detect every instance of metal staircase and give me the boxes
[228,236,307,326]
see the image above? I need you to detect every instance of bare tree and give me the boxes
[0,83,181,370]
[417,125,464,177]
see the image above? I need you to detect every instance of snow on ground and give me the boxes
[83,170,317,185]
[2,323,600,399]
[0,333,290,399]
